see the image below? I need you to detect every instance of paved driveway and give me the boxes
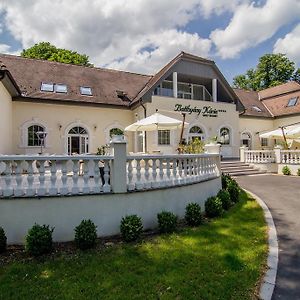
[236,175,300,300]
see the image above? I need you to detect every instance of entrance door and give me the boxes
[67,126,89,155]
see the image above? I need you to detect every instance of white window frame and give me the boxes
[158,130,171,145]
[219,127,231,145]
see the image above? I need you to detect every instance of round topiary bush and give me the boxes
[120,215,143,242]
[282,165,291,175]
[217,189,232,210]
[25,224,53,257]
[185,203,203,226]
[227,181,240,203]
[205,196,223,218]
[157,211,178,233]
[74,219,97,250]
[221,173,231,189]
[0,227,7,253]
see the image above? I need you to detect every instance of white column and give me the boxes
[212,78,217,102]
[240,146,247,162]
[173,72,178,98]
[274,146,281,164]
[110,140,127,193]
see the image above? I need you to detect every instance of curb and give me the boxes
[242,188,278,300]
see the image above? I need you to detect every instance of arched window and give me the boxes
[188,126,205,141]
[28,125,45,146]
[220,127,230,145]
[67,126,89,155]
[241,132,251,148]
[109,128,124,137]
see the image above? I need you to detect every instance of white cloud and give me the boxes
[273,23,300,65]
[210,0,300,59]
[0,0,239,74]
[0,43,20,56]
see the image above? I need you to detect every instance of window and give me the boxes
[55,84,68,93]
[287,97,298,107]
[252,105,262,112]
[158,130,170,145]
[109,128,124,137]
[241,132,251,148]
[261,138,268,147]
[68,126,87,135]
[27,125,45,146]
[219,127,230,145]
[41,82,54,92]
[80,86,93,96]
[189,126,205,141]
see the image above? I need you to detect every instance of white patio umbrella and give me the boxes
[125,112,188,132]
[259,125,300,139]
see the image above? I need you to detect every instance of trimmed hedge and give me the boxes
[227,181,240,203]
[75,219,97,250]
[120,215,143,242]
[185,203,203,226]
[205,196,223,218]
[157,211,178,233]
[217,189,232,210]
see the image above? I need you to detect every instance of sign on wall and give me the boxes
[174,104,226,117]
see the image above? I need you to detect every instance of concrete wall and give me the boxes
[0,82,13,154]
[12,101,135,154]
[0,177,221,244]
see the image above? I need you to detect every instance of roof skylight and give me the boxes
[287,97,298,107]
[80,86,92,96]
[41,82,54,92]
[55,84,68,93]
[252,105,262,112]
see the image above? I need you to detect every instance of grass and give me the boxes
[0,191,267,300]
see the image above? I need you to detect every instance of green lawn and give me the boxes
[0,191,267,300]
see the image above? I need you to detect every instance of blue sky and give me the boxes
[0,0,299,84]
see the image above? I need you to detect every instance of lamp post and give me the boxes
[36,131,48,154]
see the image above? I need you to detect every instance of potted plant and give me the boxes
[109,128,125,142]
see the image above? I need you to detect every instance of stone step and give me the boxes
[221,165,252,170]
[229,170,267,176]
[222,168,260,173]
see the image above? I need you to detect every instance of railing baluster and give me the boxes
[127,159,134,191]
[3,161,13,197]
[49,160,58,195]
[26,160,35,197]
[72,160,80,194]
[135,159,143,190]
[103,160,111,193]
[93,159,101,194]
[37,160,46,196]
[14,160,23,197]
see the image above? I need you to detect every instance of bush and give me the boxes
[205,196,223,218]
[282,165,291,175]
[120,215,143,242]
[157,211,178,233]
[185,203,203,226]
[25,224,53,256]
[227,181,240,203]
[74,219,97,250]
[217,189,232,210]
[0,227,7,253]
[297,168,300,176]
[221,173,238,190]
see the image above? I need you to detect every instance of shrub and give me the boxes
[205,196,223,218]
[297,168,300,176]
[120,215,143,242]
[74,219,97,250]
[0,227,7,253]
[227,181,240,203]
[217,189,232,210]
[221,173,231,189]
[25,224,53,256]
[185,203,203,226]
[157,211,178,233]
[282,165,291,175]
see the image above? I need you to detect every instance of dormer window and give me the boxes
[41,82,54,92]
[80,86,92,96]
[287,97,298,107]
[55,84,68,93]
[252,105,262,112]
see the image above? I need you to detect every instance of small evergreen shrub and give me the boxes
[0,227,7,253]
[185,203,203,226]
[25,224,53,256]
[282,165,291,175]
[74,219,97,250]
[120,215,143,242]
[227,181,240,203]
[297,168,300,176]
[217,189,232,210]
[205,196,223,218]
[221,173,231,189]
[157,211,178,233]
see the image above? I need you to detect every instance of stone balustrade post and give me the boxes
[110,139,127,193]
[204,143,221,176]
[239,146,247,162]
[274,146,282,164]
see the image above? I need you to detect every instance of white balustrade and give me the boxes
[0,155,113,198]
[281,150,300,164]
[244,150,275,163]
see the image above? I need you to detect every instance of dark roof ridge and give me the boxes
[0,53,152,78]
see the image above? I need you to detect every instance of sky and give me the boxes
[0,0,299,83]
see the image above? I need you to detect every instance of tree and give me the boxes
[21,42,93,67]
[233,53,299,91]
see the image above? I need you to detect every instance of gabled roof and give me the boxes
[234,88,272,118]
[259,81,300,100]
[132,51,238,104]
[0,53,151,107]
[0,68,21,97]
